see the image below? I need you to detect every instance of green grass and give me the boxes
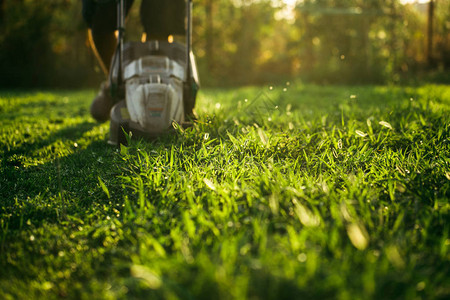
[0,83,449,299]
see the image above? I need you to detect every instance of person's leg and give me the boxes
[82,0,134,122]
[140,0,185,41]
[88,10,117,75]
[84,0,134,75]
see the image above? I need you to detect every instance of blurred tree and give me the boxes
[0,0,54,87]
[293,0,394,83]
[0,0,448,88]
[293,0,450,84]
[0,0,102,88]
[193,0,282,85]
[0,0,4,23]
[205,0,215,73]
[427,0,435,65]
[434,0,450,70]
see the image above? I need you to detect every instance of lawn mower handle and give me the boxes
[186,0,193,84]
[116,0,193,87]
[116,0,125,88]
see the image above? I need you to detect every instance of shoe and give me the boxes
[90,82,114,122]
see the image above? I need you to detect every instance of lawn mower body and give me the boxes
[108,0,198,145]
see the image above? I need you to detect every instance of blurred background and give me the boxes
[0,0,448,88]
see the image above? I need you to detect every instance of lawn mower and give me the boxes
[108,0,199,145]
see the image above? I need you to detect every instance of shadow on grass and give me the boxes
[1,121,97,159]
[0,122,120,231]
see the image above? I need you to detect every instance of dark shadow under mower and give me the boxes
[108,0,199,146]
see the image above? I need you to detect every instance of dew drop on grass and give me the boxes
[445,172,450,180]
[203,178,216,191]
[416,281,426,291]
[258,128,268,146]
[204,133,209,140]
[297,253,307,262]
[340,204,352,222]
[332,148,338,158]
[386,246,405,269]
[379,121,393,130]
[293,200,320,227]
[346,223,369,250]
[42,282,53,290]
[355,130,367,137]
[286,104,292,111]
[130,265,162,290]
[240,243,251,255]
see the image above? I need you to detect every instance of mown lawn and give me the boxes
[0,84,449,299]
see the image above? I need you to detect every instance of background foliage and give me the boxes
[0,0,449,87]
